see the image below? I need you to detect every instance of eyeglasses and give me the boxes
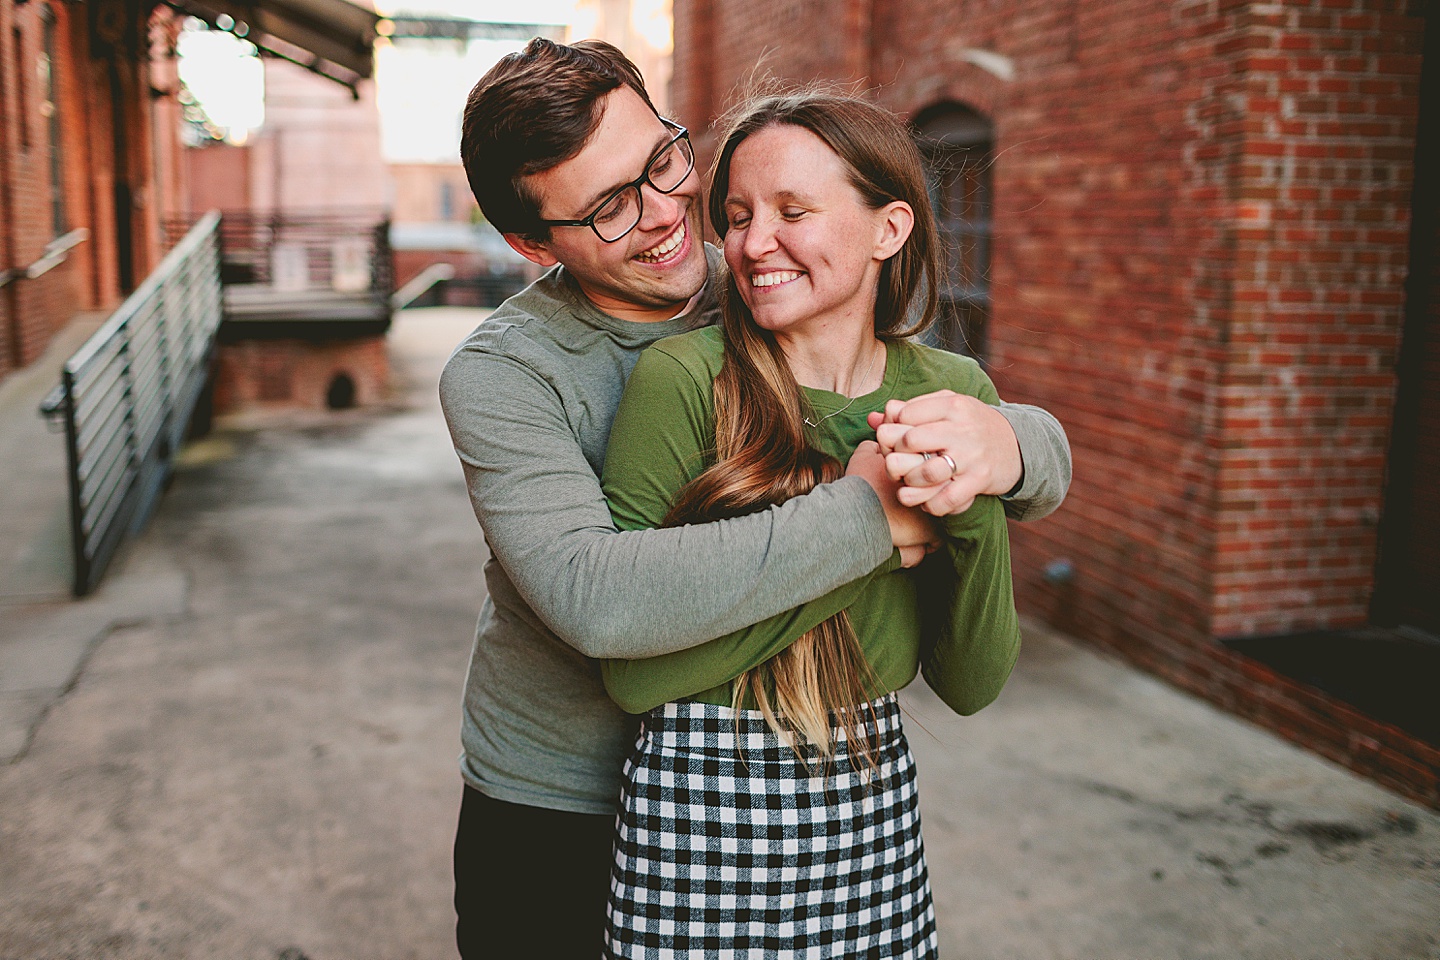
[536,122,694,243]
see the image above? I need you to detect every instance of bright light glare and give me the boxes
[375,0,577,22]
[372,0,590,162]
[631,0,672,53]
[376,37,532,163]
[177,24,264,140]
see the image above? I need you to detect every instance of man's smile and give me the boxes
[634,220,687,264]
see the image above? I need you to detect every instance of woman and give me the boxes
[599,88,1021,959]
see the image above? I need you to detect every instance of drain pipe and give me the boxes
[0,26,23,371]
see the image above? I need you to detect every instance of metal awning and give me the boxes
[167,0,380,95]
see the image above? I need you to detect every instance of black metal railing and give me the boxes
[164,210,394,322]
[41,212,223,596]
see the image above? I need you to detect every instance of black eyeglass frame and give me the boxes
[534,121,693,243]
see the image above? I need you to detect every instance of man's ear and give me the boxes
[504,233,559,268]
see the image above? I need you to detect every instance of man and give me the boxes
[440,38,1070,958]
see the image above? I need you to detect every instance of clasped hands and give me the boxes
[845,390,1023,568]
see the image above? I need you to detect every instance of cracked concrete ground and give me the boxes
[0,307,1437,960]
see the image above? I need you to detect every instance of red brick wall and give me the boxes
[670,0,1231,657]
[1,0,87,377]
[388,163,477,225]
[672,0,876,165]
[671,0,1433,804]
[671,0,1424,642]
[881,1,1227,664]
[1200,3,1422,638]
[392,249,476,289]
[184,143,253,217]
[214,337,390,413]
[147,12,192,231]
[1,0,186,384]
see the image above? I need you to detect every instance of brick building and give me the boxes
[672,0,1437,805]
[2,0,388,412]
[183,44,393,414]
[0,0,191,384]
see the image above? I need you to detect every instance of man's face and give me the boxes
[508,86,708,323]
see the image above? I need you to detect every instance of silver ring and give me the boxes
[940,454,958,476]
[921,452,933,461]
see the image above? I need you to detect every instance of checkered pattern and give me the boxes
[604,694,937,959]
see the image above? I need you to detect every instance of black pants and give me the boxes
[453,784,614,959]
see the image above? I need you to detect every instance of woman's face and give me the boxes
[721,124,909,344]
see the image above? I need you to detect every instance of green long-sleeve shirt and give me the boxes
[600,326,1022,716]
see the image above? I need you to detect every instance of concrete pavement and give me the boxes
[0,306,1437,959]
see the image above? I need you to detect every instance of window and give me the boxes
[439,180,455,221]
[916,106,994,359]
[39,7,66,237]
[14,27,29,152]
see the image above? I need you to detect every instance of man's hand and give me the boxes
[845,440,941,567]
[867,391,1023,517]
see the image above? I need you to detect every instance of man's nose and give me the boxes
[636,182,682,232]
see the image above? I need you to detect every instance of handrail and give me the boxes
[67,219,214,371]
[391,262,455,310]
[43,211,223,596]
[0,227,89,289]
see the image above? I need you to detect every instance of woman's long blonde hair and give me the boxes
[662,88,942,766]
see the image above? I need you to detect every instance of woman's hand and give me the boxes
[868,391,1023,516]
[845,440,941,567]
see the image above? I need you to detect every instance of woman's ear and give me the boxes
[873,201,915,262]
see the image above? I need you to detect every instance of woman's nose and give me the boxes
[741,215,779,259]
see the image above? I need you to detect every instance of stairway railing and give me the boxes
[40,212,223,595]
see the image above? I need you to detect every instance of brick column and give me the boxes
[1201,1,1424,638]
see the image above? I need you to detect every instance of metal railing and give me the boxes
[41,212,223,596]
[0,228,89,289]
[164,209,392,302]
[391,262,454,310]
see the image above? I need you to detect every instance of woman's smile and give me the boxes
[722,124,890,345]
[750,269,804,288]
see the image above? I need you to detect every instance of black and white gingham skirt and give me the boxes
[604,693,937,959]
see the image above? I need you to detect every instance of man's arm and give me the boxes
[996,402,1071,521]
[438,340,893,661]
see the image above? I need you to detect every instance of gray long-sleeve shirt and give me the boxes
[438,246,1071,813]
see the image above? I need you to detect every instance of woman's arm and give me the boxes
[901,351,1021,714]
[599,342,896,714]
[915,495,1022,715]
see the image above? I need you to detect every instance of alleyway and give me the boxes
[0,308,1436,960]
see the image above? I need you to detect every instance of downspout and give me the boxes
[110,56,134,292]
[1,22,23,370]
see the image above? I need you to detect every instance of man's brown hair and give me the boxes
[460,38,658,239]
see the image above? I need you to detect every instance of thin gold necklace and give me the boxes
[803,344,882,429]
